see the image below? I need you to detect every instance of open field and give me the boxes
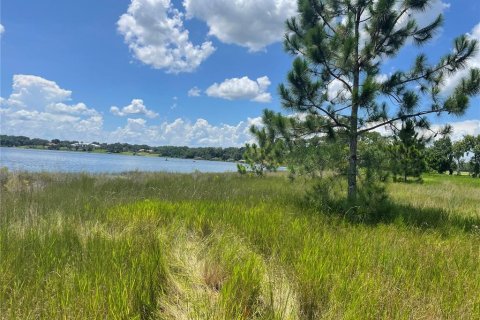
[1,172,479,319]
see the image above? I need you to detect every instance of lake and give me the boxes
[0,147,239,173]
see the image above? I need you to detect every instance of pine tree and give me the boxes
[242,111,286,176]
[253,0,480,200]
[389,120,427,182]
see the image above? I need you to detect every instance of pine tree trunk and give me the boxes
[347,131,358,200]
[348,8,361,202]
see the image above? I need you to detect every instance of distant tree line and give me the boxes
[0,135,245,161]
[240,121,480,180]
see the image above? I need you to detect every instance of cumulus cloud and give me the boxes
[366,118,480,143]
[46,103,100,116]
[432,120,480,142]
[327,79,351,102]
[0,74,264,146]
[6,75,72,109]
[188,86,201,97]
[110,99,159,118]
[184,0,296,51]
[0,75,103,141]
[1,75,475,147]
[108,116,261,146]
[442,22,480,95]
[118,0,215,73]
[206,76,272,103]
[0,24,5,35]
[108,116,478,147]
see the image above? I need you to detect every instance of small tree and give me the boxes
[452,138,467,175]
[389,120,427,182]
[241,112,285,176]
[464,135,480,177]
[427,136,454,174]
[252,0,480,200]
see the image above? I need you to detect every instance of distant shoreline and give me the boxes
[0,134,246,163]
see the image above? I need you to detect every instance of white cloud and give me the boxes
[0,75,264,146]
[327,79,351,102]
[108,116,261,146]
[432,120,480,142]
[366,118,480,142]
[188,86,201,97]
[110,99,158,118]
[0,24,5,35]
[408,1,450,32]
[0,75,103,141]
[375,74,389,83]
[6,75,72,109]
[46,103,99,116]
[206,76,272,103]
[118,0,215,73]
[184,0,296,52]
[1,75,475,147]
[390,0,450,34]
[442,22,480,95]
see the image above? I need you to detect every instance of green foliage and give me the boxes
[241,112,286,176]
[236,163,247,175]
[357,132,391,182]
[422,134,480,177]
[452,138,468,175]
[306,173,391,224]
[427,136,454,174]
[287,135,349,178]
[248,0,480,198]
[464,134,480,177]
[389,120,427,181]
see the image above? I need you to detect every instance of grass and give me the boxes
[0,171,479,319]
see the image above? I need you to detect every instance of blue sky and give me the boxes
[1,0,479,146]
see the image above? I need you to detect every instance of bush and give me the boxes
[237,164,247,175]
[306,175,391,223]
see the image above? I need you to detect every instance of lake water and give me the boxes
[0,147,239,173]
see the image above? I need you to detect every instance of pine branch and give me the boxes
[310,0,337,36]
[358,108,447,134]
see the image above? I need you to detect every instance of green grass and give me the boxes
[0,171,479,319]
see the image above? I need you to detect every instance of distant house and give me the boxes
[71,142,100,148]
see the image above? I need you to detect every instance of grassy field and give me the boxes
[0,171,479,319]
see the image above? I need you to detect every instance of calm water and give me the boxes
[0,147,239,173]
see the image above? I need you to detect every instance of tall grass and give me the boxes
[0,171,479,319]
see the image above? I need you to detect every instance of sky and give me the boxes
[1,0,479,146]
